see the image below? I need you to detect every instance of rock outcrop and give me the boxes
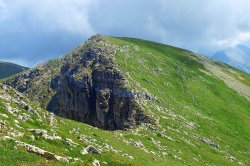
[9,69,41,93]
[200,137,219,149]
[7,35,152,130]
[47,35,150,130]
[81,145,101,155]
[0,136,68,162]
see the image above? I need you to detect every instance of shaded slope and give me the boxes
[0,61,28,79]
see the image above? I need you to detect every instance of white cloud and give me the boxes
[145,15,169,43]
[1,0,250,65]
[31,0,97,35]
[138,0,250,53]
[0,0,7,20]
[215,32,250,47]
[3,0,97,35]
[0,0,6,8]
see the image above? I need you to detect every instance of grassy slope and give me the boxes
[109,37,250,165]
[0,85,178,166]
[0,62,28,79]
[0,36,249,165]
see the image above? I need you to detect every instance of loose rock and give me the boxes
[81,145,101,155]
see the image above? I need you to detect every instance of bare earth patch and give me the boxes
[192,55,250,101]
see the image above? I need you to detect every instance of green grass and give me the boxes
[0,62,28,79]
[1,35,249,165]
[108,36,250,165]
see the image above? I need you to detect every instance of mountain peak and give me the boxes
[2,36,250,165]
[212,44,250,73]
[6,36,153,130]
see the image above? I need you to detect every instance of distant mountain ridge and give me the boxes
[0,61,28,79]
[212,44,250,73]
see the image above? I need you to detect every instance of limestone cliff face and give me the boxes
[7,35,151,130]
[49,36,149,129]
[48,75,93,125]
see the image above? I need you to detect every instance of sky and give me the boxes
[1,0,250,67]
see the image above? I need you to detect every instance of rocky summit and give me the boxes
[7,35,152,130]
[1,35,250,165]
